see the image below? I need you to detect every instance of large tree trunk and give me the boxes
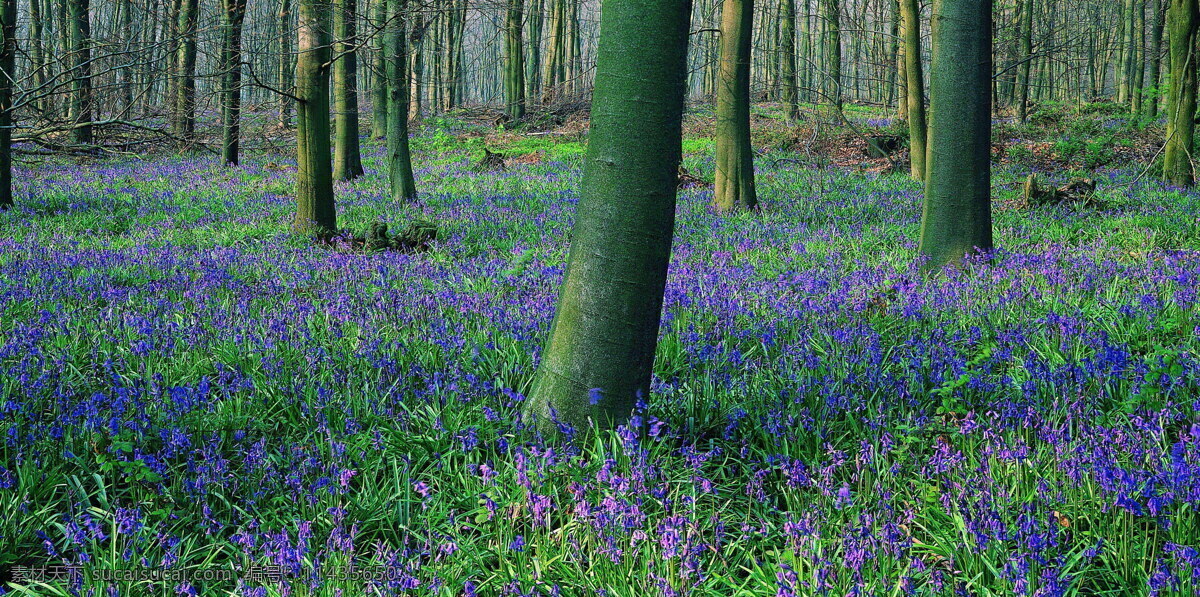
[0,0,14,208]
[388,0,417,200]
[780,0,799,120]
[900,0,926,181]
[505,0,527,120]
[68,0,92,146]
[1164,0,1198,186]
[221,0,247,166]
[293,0,337,235]
[174,0,198,138]
[1016,0,1033,122]
[714,0,757,212]
[333,0,366,180]
[919,0,993,271]
[524,0,693,434]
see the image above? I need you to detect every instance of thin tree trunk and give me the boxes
[68,0,92,145]
[278,0,294,128]
[781,0,798,119]
[388,0,417,200]
[174,0,198,138]
[1017,0,1033,121]
[371,0,388,137]
[919,0,993,270]
[900,0,926,181]
[1147,0,1166,118]
[821,0,841,107]
[0,0,14,208]
[333,0,366,179]
[222,0,247,165]
[505,0,527,119]
[714,0,757,212]
[524,0,693,434]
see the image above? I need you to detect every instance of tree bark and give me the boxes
[524,0,693,434]
[919,0,993,271]
[278,0,294,128]
[505,0,527,119]
[388,0,417,200]
[0,0,14,208]
[714,0,757,212]
[293,0,338,234]
[780,0,799,120]
[821,0,842,107]
[1164,0,1198,186]
[333,0,366,180]
[68,0,92,146]
[174,0,198,138]
[900,0,927,181]
[1016,0,1033,121]
[221,0,247,166]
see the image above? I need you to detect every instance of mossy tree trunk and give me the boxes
[333,0,366,180]
[900,0,926,181]
[504,0,526,120]
[68,0,92,146]
[918,0,993,271]
[0,0,14,208]
[293,0,337,235]
[714,0,757,212]
[780,0,799,120]
[1164,0,1198,186]
[387,0,418,200]
[526,0,544,105]
[1146,0,1166,119]
[523,0,692,434]
[221,0,246,166]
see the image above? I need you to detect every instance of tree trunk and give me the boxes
[505,0,527,120]
[0,0,14,208]
[900,0,927,181]
[524,0,692,434]
[371,0,388,138]
[68,0,92,146]
[526,0,544,104]
[714,0,757,212]
[1164,0,1198,186]
[174,0,198,138]
[821,0,842,107]
[780,0,798,119]
[1147,0,1166,119]
[388,0,417,200]
[919,0,993,270]
[294,0,337,235]
[278,0,294,128]
[221,0,247,165]
[1016,0,1033,121]
[333,0,366,180]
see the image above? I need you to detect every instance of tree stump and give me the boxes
[392,221,438,253]
[472,148,507,173]
[1020,173,1102,208]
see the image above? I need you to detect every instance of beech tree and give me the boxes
[714,0,757,212]
[900,0,927,181]
[918,0,993,270]
[293,0,337,235]
[1164,0,1198,186]
[505,0,527,120]
[524,0,693,433]
[0,0,13,208]
[387,0,417,200]
[221,0,247,166]
[333,0,365,180]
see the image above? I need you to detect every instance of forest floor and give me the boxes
[1,102,1199,596]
